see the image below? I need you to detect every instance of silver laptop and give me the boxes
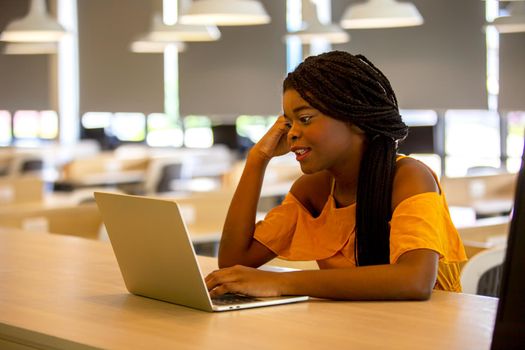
[94,191,308,312]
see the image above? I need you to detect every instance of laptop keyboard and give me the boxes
[211,293,260,306]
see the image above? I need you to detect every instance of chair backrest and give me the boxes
[171,190,234,226]
[156,163,183,193]
[0,176,43,205]
[7,153,45,177]
[143,157,185,194]
[0,204,103,240]
[460,246,506,296]
[157,190,234,239]
[181,145,234,178]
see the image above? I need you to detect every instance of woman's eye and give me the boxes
[300,116,312,124]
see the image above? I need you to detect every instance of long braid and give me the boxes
[355,135,397,265]
[283,51,408,266]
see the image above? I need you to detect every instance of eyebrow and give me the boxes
[283,105,316,118]
[293,105,315,114]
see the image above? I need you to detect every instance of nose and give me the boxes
[287,122,300,143]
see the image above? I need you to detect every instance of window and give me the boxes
[444,110,501,177]
[286,0,302,73]
[506,111,525,173]
[401,109,438,127]
[236,115,273,143]
[111,112,146,142]
[399,110,441,177]
[81,112,111,129]
[39,110,59,140]
[13,110,40,139]
[184,115,213,148]
[11,110,59,145]
[146,113,183,147]
[0,111,11,146]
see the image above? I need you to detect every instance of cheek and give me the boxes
[321,127,353,148]
[307,128,331,144]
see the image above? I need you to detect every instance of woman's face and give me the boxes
[282,88,366,175]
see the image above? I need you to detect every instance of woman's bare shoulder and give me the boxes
[392,157,439,209]
[289,171,332,215]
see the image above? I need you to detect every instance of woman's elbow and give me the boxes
[408,284,433,300]
[401,276,434,300]
[394,250,438,300]
[217,254,238,269]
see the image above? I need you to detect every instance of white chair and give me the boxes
[460,246,506,296]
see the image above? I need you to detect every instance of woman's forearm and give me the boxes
[207,249,438,300]
[280,264,432,301]
[279,250,438,300]
[219,151,269,266]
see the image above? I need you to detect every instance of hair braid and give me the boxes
[283,51,408,266]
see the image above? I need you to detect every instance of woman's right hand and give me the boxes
[250,115,290,161]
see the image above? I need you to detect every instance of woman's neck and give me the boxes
[330,161,360,208]
[329,136,366,207]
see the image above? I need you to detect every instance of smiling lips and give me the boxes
[292,147,311,161]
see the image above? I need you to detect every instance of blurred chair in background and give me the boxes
[460,245,506,297]
[5,153,45,178]
[143,157,185,194]
[0,176,43,206]
[0,204,104,240]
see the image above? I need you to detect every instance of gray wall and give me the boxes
[179,0,287,117]
[499,33,525,110]
[0,0,52,112]
[331,0,488,110]
[77,0,163,114]
[0,0,524,117]
[76,0,286,116]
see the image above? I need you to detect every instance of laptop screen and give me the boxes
[491,134,525,350]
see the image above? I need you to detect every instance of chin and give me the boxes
[299,163,321,175]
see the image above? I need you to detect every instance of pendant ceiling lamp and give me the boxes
[0,0,67,42]
[130,13,219,53]
[3,42,57,55]
[340,0,423,29]
[493,2,525,33]
[149,15,221,42]
[180,0,271,26]
[287,0,349,44]
[130,40,186,54]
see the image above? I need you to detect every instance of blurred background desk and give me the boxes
[0,229,497,350]
[54,169,146,191]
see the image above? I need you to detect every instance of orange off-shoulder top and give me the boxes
[254,158,467,292]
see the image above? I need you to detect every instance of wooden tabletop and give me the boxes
[55,169,146,189]
[0,228,498,350]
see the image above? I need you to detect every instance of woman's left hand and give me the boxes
[205,265,284,298]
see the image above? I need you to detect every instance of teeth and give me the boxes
[295,149,307,155]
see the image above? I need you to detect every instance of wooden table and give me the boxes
[54,169,146,190]
[0,229,498,350]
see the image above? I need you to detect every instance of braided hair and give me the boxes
[283,51,408,266]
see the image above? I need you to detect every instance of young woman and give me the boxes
[205,51,466,300]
